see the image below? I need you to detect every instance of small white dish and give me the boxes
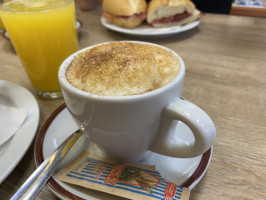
[35,104,212,200]
[0,80,39,184]
[101,17,200,38]
[76,19,82,31]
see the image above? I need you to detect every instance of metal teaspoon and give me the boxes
[10,128,84,200]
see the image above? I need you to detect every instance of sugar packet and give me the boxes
[56,152,190,200]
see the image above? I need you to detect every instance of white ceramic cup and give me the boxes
[58,41,216,161]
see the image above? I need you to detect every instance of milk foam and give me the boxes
[66,42,180,96]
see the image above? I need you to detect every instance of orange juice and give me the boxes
[0,19,4,30]
[0,0,12,30]
[0,3,4,30]
[0,0,78,97]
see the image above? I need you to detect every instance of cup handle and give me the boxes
[150,98,216,158]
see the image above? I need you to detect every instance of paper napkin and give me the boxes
[0,104,28,147]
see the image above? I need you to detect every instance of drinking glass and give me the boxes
[0,0,79,98]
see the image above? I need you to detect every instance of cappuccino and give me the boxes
[66,42,180,96]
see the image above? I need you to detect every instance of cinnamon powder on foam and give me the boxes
[66,42,180,96]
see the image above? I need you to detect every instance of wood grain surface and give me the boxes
[0,6,266,200]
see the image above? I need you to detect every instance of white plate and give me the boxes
[35,104,212,200]
[0,80,39,184]
[101,17,200,38]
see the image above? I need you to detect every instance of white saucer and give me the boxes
[101,17,200,38]
[0,80,39,184]
[35,104,212,199]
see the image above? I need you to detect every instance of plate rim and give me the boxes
[0,80,39,184]
[35,103,212,199]
[100,16,200,37]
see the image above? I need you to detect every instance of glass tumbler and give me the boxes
[0,0,79,98]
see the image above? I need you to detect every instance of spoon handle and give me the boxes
[11,129,84,200]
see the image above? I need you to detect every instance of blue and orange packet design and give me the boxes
[56,152,190,200]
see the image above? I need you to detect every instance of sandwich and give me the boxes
[147,0,200,28]
[102,0,147,29]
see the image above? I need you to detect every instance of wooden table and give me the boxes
[0,6,266,200]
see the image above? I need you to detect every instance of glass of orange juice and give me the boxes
[0,0,78,98]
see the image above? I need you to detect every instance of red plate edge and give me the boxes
[34,103,212,199]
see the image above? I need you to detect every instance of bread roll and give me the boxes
[102,0,147,28]
[147,0,200,28]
